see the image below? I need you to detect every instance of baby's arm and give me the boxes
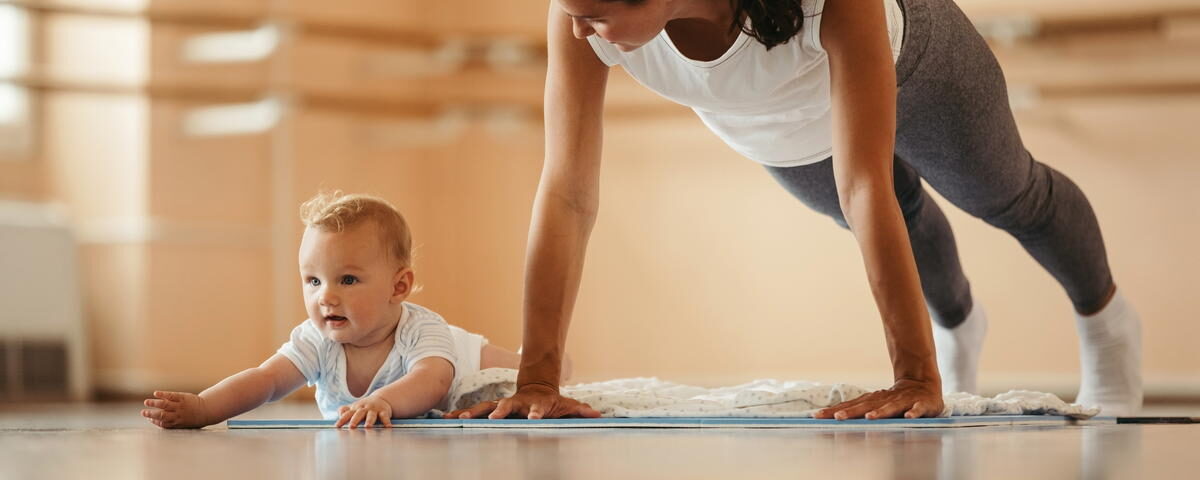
[335,356,454,428]
[141,353,307,429]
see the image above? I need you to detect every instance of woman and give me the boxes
[449,0,1142,420]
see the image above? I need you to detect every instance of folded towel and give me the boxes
[449,368,1100,419]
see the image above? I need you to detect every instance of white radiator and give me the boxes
[0,201,89,401]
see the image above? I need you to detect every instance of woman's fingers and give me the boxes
[865,401,908,420]
[567,402,601,418]
[818,391,886,420]
[815,393,873,419]
[488,398,517,420]
[527,402,545,420]
[905,400,939,419]
[833,400,879,420]
[446,392,599,421]
[818,380,944,420]
[449,401,499,419]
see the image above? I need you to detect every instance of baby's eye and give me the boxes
[340,275,358,285]
[307,277,321,287]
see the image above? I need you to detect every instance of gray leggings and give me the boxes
[766,0,1113,326]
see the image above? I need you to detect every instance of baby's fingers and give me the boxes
[153,391,183,402]
[143,399,175,411]
[381,415,393,428]
[334,410,353,428]
[365,410,378,429]
[142,408,178,428]
[347,409,368,429]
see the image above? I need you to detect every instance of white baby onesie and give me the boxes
[278,302,459,418]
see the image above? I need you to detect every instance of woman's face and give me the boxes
[557,0,673,52]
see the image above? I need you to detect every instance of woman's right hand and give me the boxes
[443,384,600,420]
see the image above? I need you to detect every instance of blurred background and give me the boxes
[0,0,1196,407]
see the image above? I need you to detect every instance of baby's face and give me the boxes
[298,222,408,347]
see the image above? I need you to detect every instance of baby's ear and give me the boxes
[391,267,414,301]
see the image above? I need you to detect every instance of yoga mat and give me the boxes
[227,415,1117,429]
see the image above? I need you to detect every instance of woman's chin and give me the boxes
[613,42,644,53]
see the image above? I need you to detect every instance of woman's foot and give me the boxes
[1075,288,1143,416]
[931,303,987,394]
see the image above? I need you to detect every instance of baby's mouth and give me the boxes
[324,315,349,327]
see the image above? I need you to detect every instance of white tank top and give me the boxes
[587,0,905,167]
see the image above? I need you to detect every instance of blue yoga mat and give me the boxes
[227,415,1115,429]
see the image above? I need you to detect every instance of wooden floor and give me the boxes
[1,402,1197,479]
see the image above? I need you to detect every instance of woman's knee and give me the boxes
[973,162,1065,239]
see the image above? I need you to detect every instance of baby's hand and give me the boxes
[335,395,393,429]
[141,391,210,429]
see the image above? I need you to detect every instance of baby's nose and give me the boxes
[319,291,339,306]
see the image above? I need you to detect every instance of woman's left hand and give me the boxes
[814,378,944,420]
[335,395,394,429]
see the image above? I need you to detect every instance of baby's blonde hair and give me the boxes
[299,191,414,268]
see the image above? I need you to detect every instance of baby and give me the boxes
[141,192,563,428]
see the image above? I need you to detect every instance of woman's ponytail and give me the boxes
[730,0,807,50]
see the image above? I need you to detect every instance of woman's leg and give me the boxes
[893,0,1140,412]
[893,0,1114,314]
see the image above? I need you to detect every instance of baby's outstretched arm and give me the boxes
[335,356,454,428]
[141,353,306,429]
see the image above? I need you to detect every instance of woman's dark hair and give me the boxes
[605,0,807,50]
[730,0,806,50]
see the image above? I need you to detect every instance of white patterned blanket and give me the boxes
[448,368,1099,419]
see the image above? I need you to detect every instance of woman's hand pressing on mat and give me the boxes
[814,378,944,420]
[444,384,601,420]
[141,391,212,429]
[335,395,393,429]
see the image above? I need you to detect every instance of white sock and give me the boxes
[1075,288,1143,416]
[932,302,987,395]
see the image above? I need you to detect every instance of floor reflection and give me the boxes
[296,425,1149,479]
[0,414,1168,480]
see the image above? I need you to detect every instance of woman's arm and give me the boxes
[447,2,607,420]
[141,353,308,428]
[818,0,944,419]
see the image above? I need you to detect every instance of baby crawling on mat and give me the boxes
[141,191,569,429]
